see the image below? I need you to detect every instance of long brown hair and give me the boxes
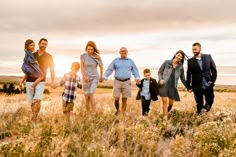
[85,41,99,54]
[24,39,34,52]
[172,50,188,64]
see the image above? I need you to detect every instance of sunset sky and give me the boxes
[0,0,236,77]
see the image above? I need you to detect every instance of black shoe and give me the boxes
[142,112,148,116]
[204,104,211,112]
[168,105,173,112]
[115,111,120,115]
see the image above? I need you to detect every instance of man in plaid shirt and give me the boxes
[54,62,81,125]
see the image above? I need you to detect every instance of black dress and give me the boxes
[158,68,180,101]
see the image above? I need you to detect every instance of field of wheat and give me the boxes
[0,87,236,157]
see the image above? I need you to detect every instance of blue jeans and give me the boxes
[26,82,45,103]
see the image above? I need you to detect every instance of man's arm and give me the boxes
[186,60,192,90]
[103,59,116,80]
[131,60,140,83]
[21,74,27,83]
[209,55,217,84]
[49,65,55,85]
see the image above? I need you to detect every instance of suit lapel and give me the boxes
[201,54,206,72]
[193,58,202,71]
[149,78,153,90]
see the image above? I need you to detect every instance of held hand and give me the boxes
[50,83,57,89]
[208,81,213,85]
[99,77,103,83]
[159,80,165,85]
[136,80,141,84]
[83,76,90,83]
[135,79,141,84]
[102,77,106,82]
[188,89,192,93]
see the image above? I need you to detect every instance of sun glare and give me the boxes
[54,56,80,77]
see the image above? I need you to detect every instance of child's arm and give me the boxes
[19,75,27,90]
[153,79,160,94]
[59,74,66,86]
[77,76,82,89]
[52,74,66,89]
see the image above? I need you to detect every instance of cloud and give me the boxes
[1,0,236,36]
[0,0,236,69]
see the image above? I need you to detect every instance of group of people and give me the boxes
[21,38,217,126]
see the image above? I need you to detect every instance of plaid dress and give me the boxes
[59,72,81,102]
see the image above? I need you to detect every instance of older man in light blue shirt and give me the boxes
[103,47,140,115]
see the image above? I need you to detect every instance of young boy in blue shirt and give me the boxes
[136,69,159,116]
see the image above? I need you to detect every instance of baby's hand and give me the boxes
[35,61,39,65]
[159,80,165,85]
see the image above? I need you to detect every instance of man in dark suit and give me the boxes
[187,42,217,114]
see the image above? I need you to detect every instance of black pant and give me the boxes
[141,96,151,115]
[193,85,214,114]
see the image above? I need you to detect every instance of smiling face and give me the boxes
[27,42,35,52]
[38,40,48,51]
[144,72,151,80]
[86,46,95,55]
[174,52,183,62]
[71,62,80,74]
[119,47,128,59]
[192,45,201,57]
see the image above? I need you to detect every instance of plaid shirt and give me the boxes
[59,72,81,102]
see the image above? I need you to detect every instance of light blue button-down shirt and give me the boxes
[103,57,140,80]
[141,79,151,100]
[197,59,210,89]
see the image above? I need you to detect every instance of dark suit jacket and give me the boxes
[136,77,158,101]
[187,54,217,90]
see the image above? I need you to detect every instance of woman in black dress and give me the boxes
[158,50,188,117]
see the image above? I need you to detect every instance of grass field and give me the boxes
[0,85,236,156]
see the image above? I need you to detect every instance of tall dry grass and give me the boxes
[0,88,236,157]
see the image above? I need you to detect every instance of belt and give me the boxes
[115,77,130,82]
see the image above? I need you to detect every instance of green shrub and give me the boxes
[194,121,235,156]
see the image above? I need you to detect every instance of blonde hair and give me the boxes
[71,62,80,71]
